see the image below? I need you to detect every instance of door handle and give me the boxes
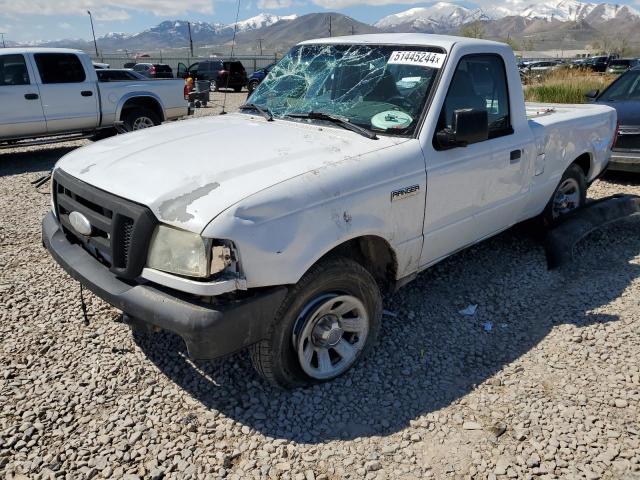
[24,93,39,100]
[510,149,522,163]
[81,90,93,97]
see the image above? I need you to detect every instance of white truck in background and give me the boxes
[0,48,188,147]
[43,35,617,388]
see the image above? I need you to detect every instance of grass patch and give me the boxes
[524,69,617,104]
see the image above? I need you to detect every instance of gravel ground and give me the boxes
[1,96,640,480]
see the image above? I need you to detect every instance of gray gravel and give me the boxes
[1,97,640,479]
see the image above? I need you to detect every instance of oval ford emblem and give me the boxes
[69,211,92,236]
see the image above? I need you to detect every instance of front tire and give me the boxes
[250,257,382,388]
[541,163,587,227]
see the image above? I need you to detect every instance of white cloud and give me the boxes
[0,0,214,20]
[258,0,293,8]
[312,0,423,8]
[58,22,73,29]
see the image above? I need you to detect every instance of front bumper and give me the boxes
[42,212,287,359]
[610,150,640,173]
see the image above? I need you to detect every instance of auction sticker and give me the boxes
[388,51,446,69]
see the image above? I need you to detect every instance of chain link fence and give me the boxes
[90,53,281,74]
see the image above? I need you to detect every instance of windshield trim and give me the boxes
[249,43,448,139]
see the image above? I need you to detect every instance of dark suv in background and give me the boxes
[133,63,174,79]
[178,60,247,92]
[247,63,275,93]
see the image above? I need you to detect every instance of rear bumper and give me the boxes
[610,150,640,173]
[42,212,287,359]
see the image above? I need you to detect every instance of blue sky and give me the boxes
[0,0,638,42]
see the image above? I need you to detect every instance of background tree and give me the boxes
[460,22,485,39]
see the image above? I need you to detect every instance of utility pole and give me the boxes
[258,38,263,55]
[0,33,5,48]
[87,11,99,57]
[329,16,332,37]
[187,22,194,57]
[351,25,355,35]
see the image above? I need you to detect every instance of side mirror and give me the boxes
[585,89,599,100]
[436,109,489,149]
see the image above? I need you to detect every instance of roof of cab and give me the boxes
[299,33,506,50]
[0,47,85,55]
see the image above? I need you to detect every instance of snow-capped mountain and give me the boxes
[375,2,489,30]
[513,0,640,22]
[230,13,298,32]
[377,0,640,32]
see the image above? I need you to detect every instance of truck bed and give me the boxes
[525,101,614,120]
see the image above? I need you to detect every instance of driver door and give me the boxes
[420,54,530,267]
[177,62,187,78]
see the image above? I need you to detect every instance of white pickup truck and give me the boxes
[0,48,188,147]
[43,35,617,388]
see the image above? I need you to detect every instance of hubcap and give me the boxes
[552,178,580,219]
[293,294,369,380]
[132,116,154,130]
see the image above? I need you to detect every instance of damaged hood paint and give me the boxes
[56,113,402,233]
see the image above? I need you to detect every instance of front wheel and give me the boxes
[250,257,382,388]
[541,163,587,226]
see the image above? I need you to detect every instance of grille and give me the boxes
[121,218,134,267]
[53,169,156,279]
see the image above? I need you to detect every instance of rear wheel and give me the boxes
[247,80,259,93]
[250,257,382,388]
[541,163,587,226]
[123,107,160,131]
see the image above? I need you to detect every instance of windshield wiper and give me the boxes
[286,111,378,140]
[239,103,274,121]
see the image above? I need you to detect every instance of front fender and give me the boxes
[202,141,427,288]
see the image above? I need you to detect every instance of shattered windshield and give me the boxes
[247,44,445,136]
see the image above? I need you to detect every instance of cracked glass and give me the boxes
[247,44,444,136]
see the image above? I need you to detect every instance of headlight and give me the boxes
[147,224,236,279]
[147,225,210,277]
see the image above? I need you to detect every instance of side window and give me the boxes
[438,54,512,142]
[0,54,30,86]
[34,53,86,84]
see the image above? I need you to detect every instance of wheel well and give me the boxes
[316,236,398,291]
[121,97,164,122]
[573,153,591,178]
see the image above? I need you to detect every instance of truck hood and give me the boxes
[56,113,402,233]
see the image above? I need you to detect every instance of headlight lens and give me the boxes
[147,225,211,278]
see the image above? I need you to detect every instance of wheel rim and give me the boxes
[293,294,369,380]
[210,81,217,91]
[552,177,580,219]
[132,116,155,130]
